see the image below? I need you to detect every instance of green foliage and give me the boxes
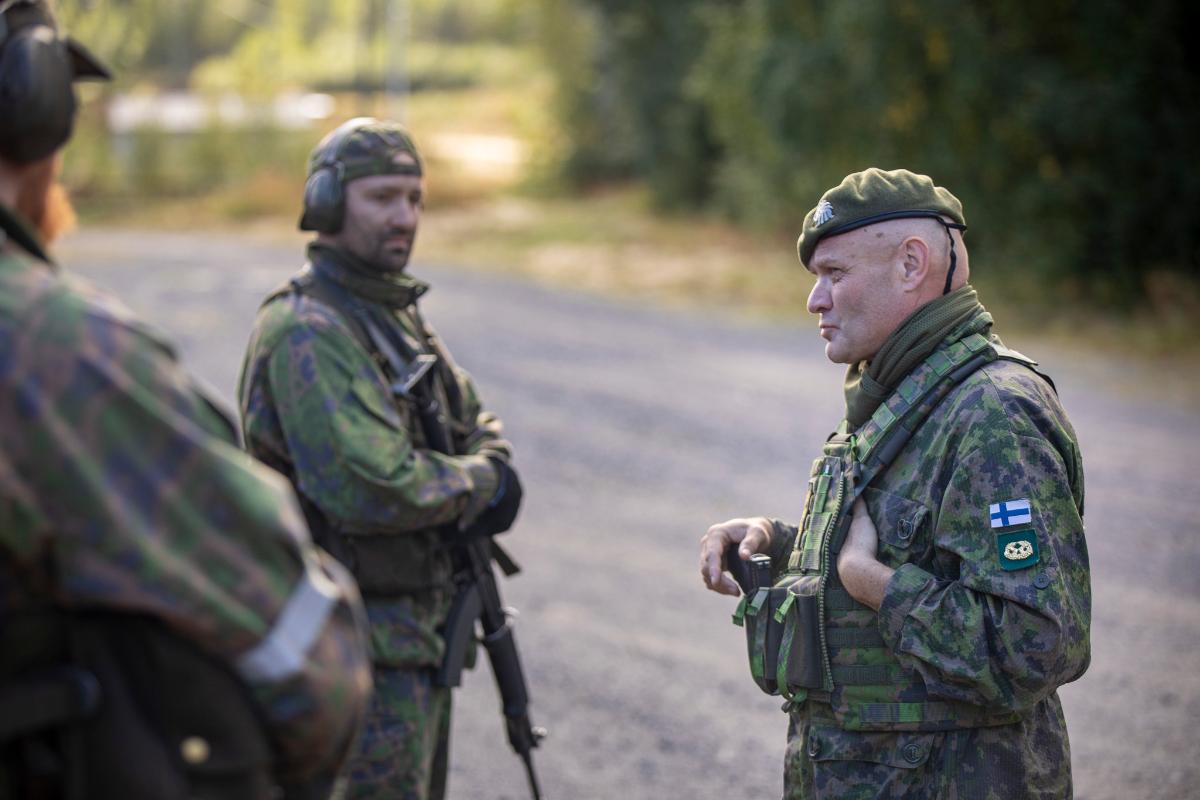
[533,0,638,185]
[538,0,720,206]
[64,112,313,203]
[57,0,537,92]
[56,0,545,219]
[58,0,264,87]
[544,0,1200,304]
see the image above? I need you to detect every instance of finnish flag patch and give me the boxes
[989,498,1032,529]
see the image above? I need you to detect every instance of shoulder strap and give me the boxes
[847,332,996,499]
[277,265,375,357]
[991,341,1058,394]
[281,265,428,392]
[846,333,1060,498]
[287,265,460,455]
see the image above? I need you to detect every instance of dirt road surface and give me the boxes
[57,228,1200,800]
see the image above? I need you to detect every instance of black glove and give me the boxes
[462,459,523,540]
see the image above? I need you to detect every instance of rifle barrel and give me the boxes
[522,752,543,800]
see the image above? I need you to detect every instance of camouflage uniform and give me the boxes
[0,206,372,797]
[768,327,1089,799]
[238,242,511,799]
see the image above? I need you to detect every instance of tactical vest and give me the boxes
[735,332,1047,732]
[259,263,462,596]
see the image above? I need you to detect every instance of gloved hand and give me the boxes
[460,459,523,540]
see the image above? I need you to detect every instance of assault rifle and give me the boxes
[437,536,546,800]
[352,304,547,799]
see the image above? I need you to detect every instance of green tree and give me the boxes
[546,0,1200,301]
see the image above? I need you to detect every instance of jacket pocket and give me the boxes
[863,487,931,559]
[806,725,940,797]
[807,725,935,767]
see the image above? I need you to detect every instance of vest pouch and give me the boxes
[740,584,786,695]
[774,575,824,696]
[740,574,825,697]
[342,530,453,595]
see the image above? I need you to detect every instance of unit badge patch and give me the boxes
[813,200,834,226]
[996,529,1040,571]
[989,497,1031,528]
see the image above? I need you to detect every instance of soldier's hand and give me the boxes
[836,499,893,611]
[459,460,523,541]
[484,460,523,534]
[699,517,773,597]
[840,498,879,563]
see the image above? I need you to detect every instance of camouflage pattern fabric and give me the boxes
[785,699,1072,799]
[0,210,372,791]
[772,340,1088,798]
[238,243,509,667]
[339,667,451,800]
[312,119,424,182]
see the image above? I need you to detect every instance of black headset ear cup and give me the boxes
[299,165,345,234]
[298,116,378,233]
[0,24,78,164]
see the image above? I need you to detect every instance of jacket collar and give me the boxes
[307,242,428,309]
[0,205,53,266]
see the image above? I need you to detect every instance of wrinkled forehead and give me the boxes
[806,224,887,272]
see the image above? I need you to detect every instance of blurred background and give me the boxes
[57,0,1199,354]
[47,3,1200,798]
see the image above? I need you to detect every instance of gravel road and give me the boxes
[57,228,1200,800]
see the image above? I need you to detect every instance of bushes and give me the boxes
[545,0,1200,305]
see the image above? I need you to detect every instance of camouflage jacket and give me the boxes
[0,209,371,790]
[237,243,510,668]
[771,338,1090,797]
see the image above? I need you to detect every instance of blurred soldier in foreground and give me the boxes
[0,2,372,797]
[699,169,1090,798]
[238,118,525,799]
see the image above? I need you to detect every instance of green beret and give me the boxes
[796,168,965,267]
[306,117,423,185]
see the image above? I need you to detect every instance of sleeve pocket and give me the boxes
[348,375,404,431]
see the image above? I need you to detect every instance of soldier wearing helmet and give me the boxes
[238,118,524,799]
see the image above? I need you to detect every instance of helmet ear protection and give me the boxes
[299,116,377,234]
[0,0,110,165]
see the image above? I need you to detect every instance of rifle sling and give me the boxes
[293,266,520,574]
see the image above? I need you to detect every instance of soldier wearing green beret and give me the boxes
[0,2,373,797]
[699,168,1090,798]
[237,118,524,799]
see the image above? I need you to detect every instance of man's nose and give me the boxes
[390,201,418,228]
[807,279,830,315]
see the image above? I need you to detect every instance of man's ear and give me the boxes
[898,235,931,291]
